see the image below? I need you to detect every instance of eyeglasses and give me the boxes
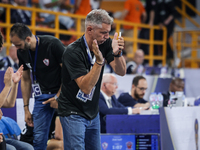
[172,83,184,90]
[136,87,147,91]
[105,82,118,86]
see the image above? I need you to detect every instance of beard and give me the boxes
[134,89,144,99]
[24,41,31,51]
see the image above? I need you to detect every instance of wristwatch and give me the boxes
[112,50,123,57]
[54,95,58,100]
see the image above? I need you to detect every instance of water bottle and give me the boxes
[149,93,159,109]
[149,93,154,109]
[157,92,163,107]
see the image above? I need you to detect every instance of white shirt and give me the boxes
[101,91,112,108]
[101,90,132,114]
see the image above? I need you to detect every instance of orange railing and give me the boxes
[175,0,200,28]
[0,3,167,66]
[174,29,200,68]
[174,0,200,68]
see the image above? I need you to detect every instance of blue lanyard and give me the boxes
[83,35,95,67]
[28,36,39,83]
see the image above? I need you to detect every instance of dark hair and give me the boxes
[132,75,146,86]
[10,23,32,40]
[0,31,3,48]
[171,77,184,84]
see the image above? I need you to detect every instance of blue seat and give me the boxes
[0,119,11,138]
[0,116,21,139]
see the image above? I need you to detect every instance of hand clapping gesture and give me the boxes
[4,67,13,87]
[92,39,104,64]
[4,65,23,87]
[12,65,23,84]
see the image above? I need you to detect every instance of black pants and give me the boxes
[157,21,175,59]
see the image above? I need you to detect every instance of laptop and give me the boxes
[101,133,160,150]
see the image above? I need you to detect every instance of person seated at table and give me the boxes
[118,75,150,108]
[99,73,141,133]
[162,77,184,107]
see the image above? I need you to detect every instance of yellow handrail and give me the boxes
[174,0,200,68]
[175,0,200,28]
[0,3,167,66]
[176,7,200,28]
[174,29,200,68]
[181,0,200,16]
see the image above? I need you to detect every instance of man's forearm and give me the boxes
[112,56,126,76]
[134,102,150,108]
[164,15,173,25]
[21,78,32,111]
[2,83,19,108]
[75,62,103,95]
[0,86,11,108]
[149,10,155,25]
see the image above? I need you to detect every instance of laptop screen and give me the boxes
[101,133,160,150]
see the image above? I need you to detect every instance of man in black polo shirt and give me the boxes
[58,9,126,150]
[10,23,65,150]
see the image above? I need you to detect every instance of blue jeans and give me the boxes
[32,94,55,150]
[60,114,101,150]
[6,138,34,150]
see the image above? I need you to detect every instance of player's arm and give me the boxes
[0,68,12,108]
[21,69,33,127]
[3,65,23,108]
[75,40,104,95]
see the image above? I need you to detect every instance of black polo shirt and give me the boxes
[17,35,65,93]
[58,36,114,120]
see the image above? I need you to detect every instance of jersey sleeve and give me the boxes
[124,0,131,11]
[62,48,88,81]
[51,38,65,64]
[17,50,29,71]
